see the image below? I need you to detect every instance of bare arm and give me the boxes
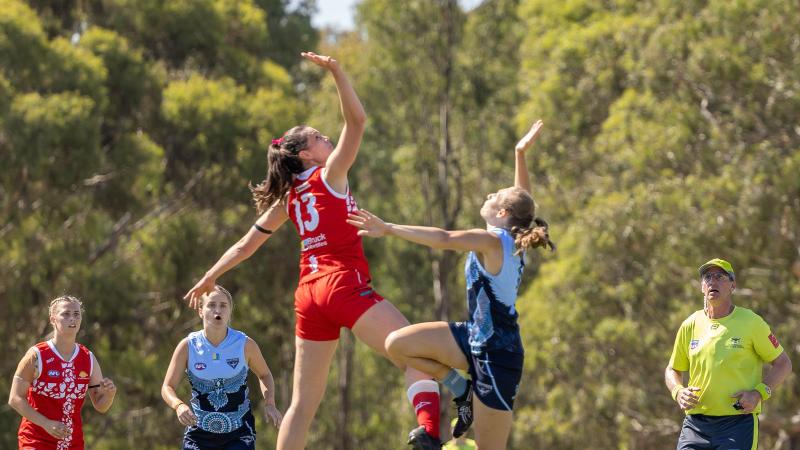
[514,120,543,194]
[8,348,70,439]
[346,209,500,254]
[764,352,793,389]
[731,352,793,413]
[301,52,366,191]
[184,203,289,308]
[245,338,282,427]
[88,354,116,413]
[664,366,700,410]
[161,339,197,427]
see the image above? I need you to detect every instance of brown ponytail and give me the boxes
[499,187,556,254]
[249,125,312,214]
[510,217,556,254]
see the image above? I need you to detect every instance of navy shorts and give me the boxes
[677,414,758,450]
[183,428,255,450]
[449,321,524,411]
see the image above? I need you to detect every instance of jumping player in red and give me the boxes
[185,52,438,450]
[8,295,117,450]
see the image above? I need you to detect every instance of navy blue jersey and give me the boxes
[185,328,255,446]
[464,227,524,354]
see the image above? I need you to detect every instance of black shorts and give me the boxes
[183,427,255,450]
[449,321,524,411]
[677,414,758,450]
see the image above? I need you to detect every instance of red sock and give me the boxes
[408,380,440,439]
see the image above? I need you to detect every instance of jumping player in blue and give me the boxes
[347,120,553,449]
[162,286,282,450]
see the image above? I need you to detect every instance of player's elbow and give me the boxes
[350,110,367,128]
[781,353,793,373]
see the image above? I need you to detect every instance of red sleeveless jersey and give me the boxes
[286,166,371,283]
[18,341,93,450]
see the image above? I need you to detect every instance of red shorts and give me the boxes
[294,269,385,341]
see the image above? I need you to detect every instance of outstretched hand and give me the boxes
[515,119,544,154]
[301,51,339,71]
[346,210,390,238]
[184,276,215,310]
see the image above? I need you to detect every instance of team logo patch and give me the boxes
[769,333,780,348]
[212,352,220,361]
[78,371,89,378]
[226,358,239,369]
[689,339,700,350]
[47,369,60,377]
[710,323,720,330]
[194,363,207,371]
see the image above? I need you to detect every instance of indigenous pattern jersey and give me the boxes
[286,166,370,284]
[464,227,525,354]
[669,306,784,415]
[185,328,255,446]
[18,341,93,450]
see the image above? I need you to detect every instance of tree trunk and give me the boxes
[336,331,354,450]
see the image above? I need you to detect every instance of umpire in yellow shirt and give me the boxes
[665,258,792,449]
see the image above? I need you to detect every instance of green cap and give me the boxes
[698,258,735,280]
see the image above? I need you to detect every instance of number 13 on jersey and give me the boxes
[292,193,320,236]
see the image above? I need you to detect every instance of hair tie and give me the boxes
[272,137,284,146]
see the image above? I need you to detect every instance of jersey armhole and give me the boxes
[89,351,95,377]
[320,169,349,199]
[33,347,42,380]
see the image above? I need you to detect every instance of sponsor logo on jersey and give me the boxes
[78,371,89,378]
[194,363,207,371]
[689,339,700,350]
[47,370,60,377]
[710,323,720,330]
[226,358,239,369]
[46,357,55,363]
[769,333,780,348]
[727,337,743,349]
[301,233,328,251]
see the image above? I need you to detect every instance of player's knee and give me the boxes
[384,329,405,359]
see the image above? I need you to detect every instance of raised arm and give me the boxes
[245,338,282,427]
[87,354,116,414]
[184,202,289,308]
[346,210,499,254]
[514,120,544,194]
[301,52,366,191]
[161,339,197,428]
[8,348,70,440]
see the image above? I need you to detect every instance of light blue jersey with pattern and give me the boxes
[186,328,255,437]
[464,227,525,354]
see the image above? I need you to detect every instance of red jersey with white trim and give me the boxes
[18,341,92,450]
[286,166,371,283]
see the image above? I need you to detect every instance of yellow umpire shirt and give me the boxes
[669,306,784,415]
